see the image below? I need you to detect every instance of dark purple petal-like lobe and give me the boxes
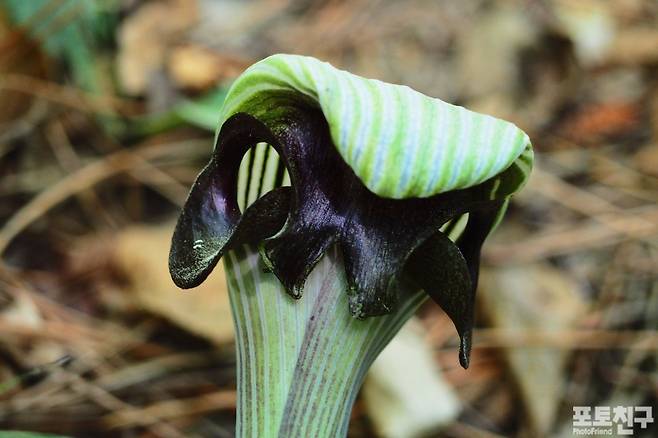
[406,231,474,368]
[170,101,506,368]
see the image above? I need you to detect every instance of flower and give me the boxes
[169,54,532,368]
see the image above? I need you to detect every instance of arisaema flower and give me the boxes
[169,54,532,437]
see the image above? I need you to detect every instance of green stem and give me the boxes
[224,245,425,438]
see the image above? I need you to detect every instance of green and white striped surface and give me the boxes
[225,246,426,437]
[220,54,532,200]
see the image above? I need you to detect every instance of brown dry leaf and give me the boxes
[117,0,199,95]
[633,144,658,178]
[553,0,615,66]
[479,263,587,436]
[1,290,42,329]
[651,80,658,144]
[167,45,247,91]
[607,28,658,66]
[557,102,641,145]
[0,290,67,366]
[114,224,233,344]
[456,4,536,103]
[362,319,460,438]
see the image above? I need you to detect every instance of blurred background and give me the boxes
[0,0,657,437]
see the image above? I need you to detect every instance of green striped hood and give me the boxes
[219,53,532,199]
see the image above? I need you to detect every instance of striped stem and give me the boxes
[224,245,425,438]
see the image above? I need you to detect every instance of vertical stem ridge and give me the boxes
[225,245,425,438]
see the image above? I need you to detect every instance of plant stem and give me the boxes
[224,245,425,438]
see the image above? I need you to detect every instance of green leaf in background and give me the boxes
[131,87,228,136]
[3,0,117,92]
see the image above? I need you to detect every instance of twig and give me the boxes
[0,139,208,256]
[127,160,190,207]
[0,100,49,150]
[97,351,229,392]
[0,319,117,347]
[103,390,236,429]
[0,73,140,116]
[485,206,658,264]
[65,372,189,438]
[471,328,658,350]
[47,119,118,229]
[528,167,655,233]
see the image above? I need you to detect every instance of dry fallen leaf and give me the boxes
[362,319,460,438]
[557,102,641,145]
[633,144,658,178]
[0,290,67,367]
[113,224,234,345]
[167,45,248,91]
[117,0,198,95]
[554,0,615,67]
[607,28,658,66]
[479,263,587,436]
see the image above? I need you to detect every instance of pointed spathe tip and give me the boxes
[458,332,472,369]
